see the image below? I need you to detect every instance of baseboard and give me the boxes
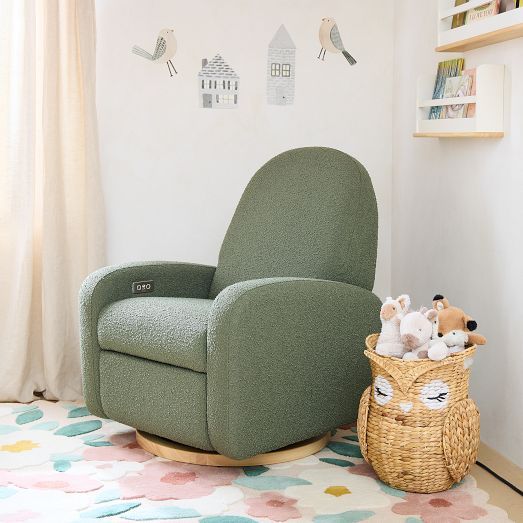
[478,441,523,492]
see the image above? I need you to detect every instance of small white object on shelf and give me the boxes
[437,0,523,52]
[414,63,505,138]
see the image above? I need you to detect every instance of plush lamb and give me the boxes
[401,308,449,361]
[376,294,411,358]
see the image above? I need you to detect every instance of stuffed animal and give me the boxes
[429,308,439,342]
[433,295,487,346]
[427,306,449,360]
[441,330,469,354]
[376,295,410,358]
[401,308,449,361]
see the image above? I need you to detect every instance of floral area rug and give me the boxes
[0,401,510,523]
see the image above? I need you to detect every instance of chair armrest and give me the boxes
[207,277,381,459]
[79,261,216,417]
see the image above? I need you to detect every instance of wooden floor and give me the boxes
[471,464,523,522]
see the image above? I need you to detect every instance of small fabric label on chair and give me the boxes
[132,280,154,294]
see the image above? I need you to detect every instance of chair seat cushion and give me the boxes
[97,297,213,373]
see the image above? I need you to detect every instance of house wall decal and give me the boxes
[267,25,296,106]
[198,54,239,109]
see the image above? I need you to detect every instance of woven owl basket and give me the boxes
[357,333,480,494]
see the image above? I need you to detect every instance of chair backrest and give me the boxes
[208,147,378,298]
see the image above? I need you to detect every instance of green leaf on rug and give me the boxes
[0,487,16,499]
[319,458,355,467]
[51,453,83,462]
[68,406,90,418]
[327,441,363,458]
[55,420,102,437]
[243,465,269,476]
[53,460,71,472]
[234,476,311,490]
[12,404,38,413]
[82,433,104,442]
[16,408,43,425]
[94,488,121,504]
[378,481,406,498]
[85,440,113,447]
[342,434,359,442]
[80,502,140,519]
[0,425,20,434]
[33,421,59,431]
[313,510,375,522]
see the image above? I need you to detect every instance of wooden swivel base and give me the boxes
[136,430,330,467]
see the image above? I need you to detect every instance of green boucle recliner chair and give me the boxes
[80,147,381,461]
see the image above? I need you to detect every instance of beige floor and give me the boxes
[471,464,523,522]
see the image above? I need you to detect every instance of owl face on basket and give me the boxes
[371,368,464,425]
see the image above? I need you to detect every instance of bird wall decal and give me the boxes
[132,28,178,77]
[318,17,356,65]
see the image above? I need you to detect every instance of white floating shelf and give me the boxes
[438,1,523,52]
[414,132,504,137]
[414,63,505,138]
[418,95,477,107]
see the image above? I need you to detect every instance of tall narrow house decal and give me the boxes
[267,25,296,106]
[198,54,239,109]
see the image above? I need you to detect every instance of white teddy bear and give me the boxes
[440,330,469,354]
[376,295,411,358]
[428,308,450,360]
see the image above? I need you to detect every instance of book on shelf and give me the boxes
[451,0,469,28]
[462,68,477,118]
[465,0,500,23]
[441,75,472,118]
[499,0,516,12]
[429,58,465,120]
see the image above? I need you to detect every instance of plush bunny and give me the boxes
[376,295,411,358]
[401,308,449,361]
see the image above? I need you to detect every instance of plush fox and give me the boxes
[432,295,487,346]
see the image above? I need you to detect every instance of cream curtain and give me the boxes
[0,0,104,401]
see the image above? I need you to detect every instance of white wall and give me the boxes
[393,0,523,467]
[95,0,394,299]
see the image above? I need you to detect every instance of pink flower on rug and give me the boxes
[246,492,301,521]
[348,462,378,479]
[1,472,103,493]
[118,461,240,500]
[392,489,488,523]
[83,431,152,462]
